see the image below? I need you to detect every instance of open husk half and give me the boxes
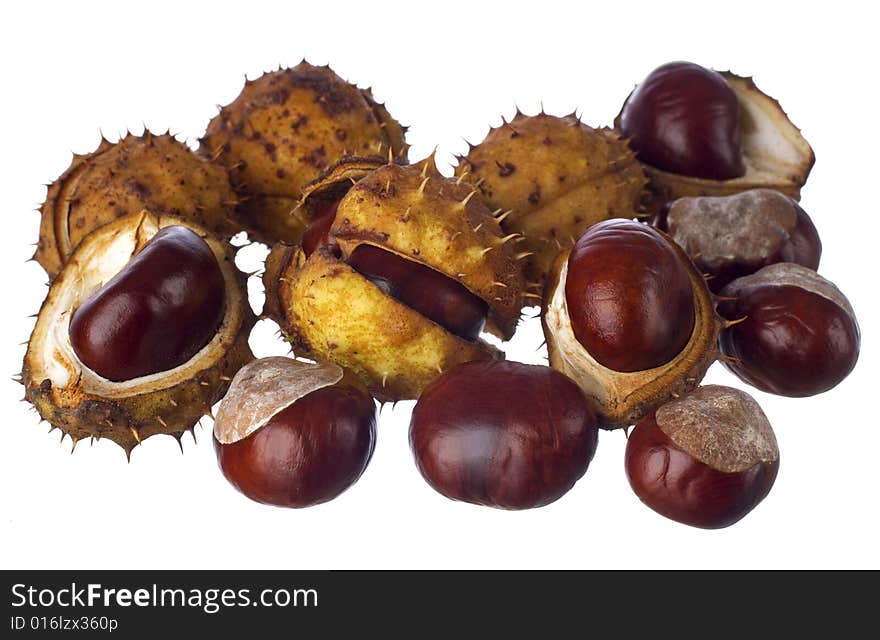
[542,243,721,428]
[617,72,815,213]
[22,211,255,455]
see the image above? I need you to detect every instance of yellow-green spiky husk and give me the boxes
[35,131,239,279]
[199,62,408,244]
[455,111,647,289]
[23,211,256,456]
[263,161,525,401]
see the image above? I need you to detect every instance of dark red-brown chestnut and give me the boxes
[214,358,376,508]
[564,219,695,372]
[625,385,779,529]
[301,198,342,258]
[69,225,226,381]
[347,245,489,342]
[619,61,745,180]
[409,361,598,510]
[718,263,860,397]
[653,189,821,292]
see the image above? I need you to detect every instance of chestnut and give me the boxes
[409,361,598,510]
[718,263,860,397]
[564,219,695,372]
[625,385,779,529]
[69,225,226,381]
[347,244,489,342]
[301,198,341,258]
[619,61,745,180]
[653,189,821,292]
[214,357,376,508]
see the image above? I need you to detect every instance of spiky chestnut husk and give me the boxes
[199,62,408,244]
[296,155,391,236]
[293,156,524,338]
[22,211,255,456]
[615,72,815,214]
[264,160,526,401]
[455,112,647,287]
[541,232,722,429]
[35,132,240,280]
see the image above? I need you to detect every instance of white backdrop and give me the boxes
[1,0,876,569]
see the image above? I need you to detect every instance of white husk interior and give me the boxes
[731,75,812,179]
[32,212,239,398]
[544,261,610,404]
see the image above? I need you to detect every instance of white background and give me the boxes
[1,1,877,570]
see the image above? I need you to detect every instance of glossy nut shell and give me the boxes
[542,226,720,428]
[616,71,815,214]
[718,263,859,397]
[214,358,376,508]
[22,211,254,454]
[410,361,598,510]
[625,385,779,529]
[564,220,695,372]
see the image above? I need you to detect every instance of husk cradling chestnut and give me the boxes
[22,211,255,455]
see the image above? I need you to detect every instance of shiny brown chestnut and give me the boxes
[214,357,376,508]
[410,361,598,510]
[654,189,821,292]
[348,245,489,342]
[625,385,779,529]
[718,263,860,397]
[619,61,744,180]
[543,218,720,428]
[565,219,695,372]
[69,225,226,381]
[301,198,341,258]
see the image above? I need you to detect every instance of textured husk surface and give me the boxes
[455,113,647,285]
[664,189,800,271]
[35,132,239,279]
[199,62,407,244]
[296,156,390,218]
[331,162,524,338]
[22,211,255,455]
[264,246,501,402]
[721,262,855,318]
[263,162,526,401]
